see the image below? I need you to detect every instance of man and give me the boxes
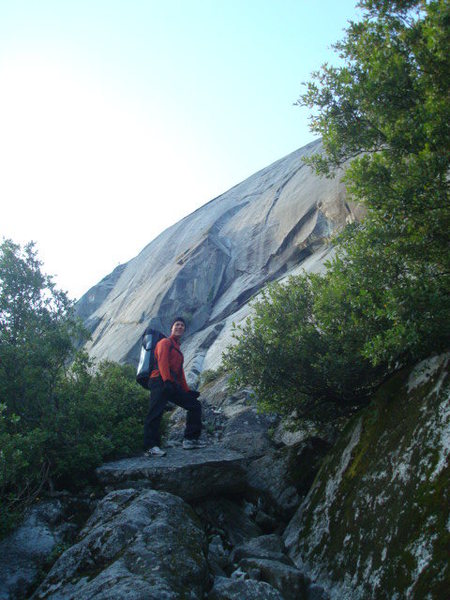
[143,317,205,456]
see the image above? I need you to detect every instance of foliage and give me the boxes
[42,354,149,488]
[0,240,149,538]
[223,275,383,416]
[199,365,226,387]
[0,404,49,537]
[223,0,449,415]
[299,0,449,365]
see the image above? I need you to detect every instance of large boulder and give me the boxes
[32,488,209,599]
[246,438,330,521]
[197,373,279,457]
[221,407,274,458]
[283,354,449,599]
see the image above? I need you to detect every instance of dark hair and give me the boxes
[170,316,186,329]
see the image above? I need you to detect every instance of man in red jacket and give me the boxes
[144,317,205,456]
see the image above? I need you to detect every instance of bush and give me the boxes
[223,228,448,417]
[42,354,149,488]
[0,240,150,538]
[200,365,226,387]
[0,405,48,537]
[222,274,384,416]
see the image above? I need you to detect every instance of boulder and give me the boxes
[194,497,262,548]
[237,557,308,600]
[96,446,246,500]
[246,438,330,520]
[229,534,291,566]
[284,354,450,599]
[221,407,274,458]
[272,411,344,448]
[208,575,285,599]
[32,488,209,599]
[0,500,73,600]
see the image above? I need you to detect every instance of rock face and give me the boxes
[76,139,360,381]
[283,354,450,599]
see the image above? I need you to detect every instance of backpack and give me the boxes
[136,326,166,389]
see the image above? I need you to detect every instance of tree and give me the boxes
[0,239,80,420]
[222,275,382,417]
[0,240,149,537]
[223,0,449,415]
[298,0,449,365]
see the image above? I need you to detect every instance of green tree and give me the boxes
[0,240,149,537]
[298,0,449,365]
[223,0,449,415]
[0,239,81,421]
[223,275,383,416]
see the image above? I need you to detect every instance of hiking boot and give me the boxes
[182,438,207,450]
[144,446,166,457]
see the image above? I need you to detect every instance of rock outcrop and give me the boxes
[32,489,209,599]
[96,446,246,500]
[76,139,361,382]
[283,354,449,599]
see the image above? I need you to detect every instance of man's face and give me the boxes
[171,320,186,337]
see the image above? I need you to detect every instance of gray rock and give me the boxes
[32,488,208,599]
[74,263,126,323]
[75,139,359,381]
[283,354,450,600]
[222,407,274,458]
[208,575,285,599]
[0,499,77,600]
[194,497,262,547]
[246,438,329,520]
[229,534,292,566]
[96,446,246,500]
[238,557,308,600]
[273,412,343,447]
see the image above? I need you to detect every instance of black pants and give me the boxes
[143,378,202,449]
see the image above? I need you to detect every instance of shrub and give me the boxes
[0,240,150,538]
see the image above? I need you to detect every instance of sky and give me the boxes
[0,0,361,300]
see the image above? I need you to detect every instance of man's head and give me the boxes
[170,317,186,339]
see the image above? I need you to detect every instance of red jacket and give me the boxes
[150,335,190,392]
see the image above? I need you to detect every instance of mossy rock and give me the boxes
[284,354,449,599]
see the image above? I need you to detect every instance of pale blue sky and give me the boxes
[0,0,360,299]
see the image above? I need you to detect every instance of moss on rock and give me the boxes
[284,354,449,599]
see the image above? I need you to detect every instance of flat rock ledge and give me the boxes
[96,446,247,501]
